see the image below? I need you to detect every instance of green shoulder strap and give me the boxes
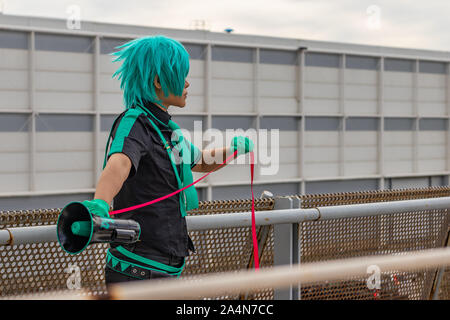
[103,108,144,169]
[168,120,199,212]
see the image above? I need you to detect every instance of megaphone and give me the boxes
[57,201,140,255]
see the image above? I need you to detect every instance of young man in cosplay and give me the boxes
[79,35,254,284]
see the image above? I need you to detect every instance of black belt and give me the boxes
[106,256,174,280]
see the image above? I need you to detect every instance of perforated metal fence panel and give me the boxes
[0,187,449,300]
[295,188,450,300]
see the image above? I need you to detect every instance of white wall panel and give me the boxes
[99,74,121,93]
[212,61,253,79]
[259,80,296,98]
[261,163,298,180]
[345,161,378,176]
[35,171,93,191]
[259,97,298,114]
[303,98,340,114]
[212,79,253,97]
[344,131,378,176]
[0,173,29,192]
[345,84,378,100]
[384,130,414,174]
[277,147,298,164]
[0,49,28,70]
[304,162,340,178]
[345,69,378,85]
[260,64,297,81]
[383,72,414,87]
[99,55,120,73]
[0,152,29,173]
[345,146,378,161]
[188,60,204,78]
[417,144,446,159]
[259,131,297,148]
[345,100,378,115]
[257,145,297,165]
[208,164,250,183]
[417,87,446,102]
[0,70,28,90]
[384,161,413,174]
[383,101,414,116]
[384,146,414,161]
[304,146,339,162]
[417,102,446,116]
[418,131,446,144]
[35,51,92,72]
[35,91,93,111]
[185,77,204,96]
[99,93,124,112]
[0,90,29,110]
[305,131,340,147]
[345,131,378,145]
[35,71,93,92]
[305,66,339,83]
[211,96,253,113]
[418,159,446,172]
[384,86,413,101]
[36,151,93,172]
[305,83,339,99]
[36,132,94,152]
[417,73,446,87]
[0,133,29,152]
[384,132,414,146]
[183,95,205,112]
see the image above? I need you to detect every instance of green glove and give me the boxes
[231,136,254,156]
[81,199,110,218]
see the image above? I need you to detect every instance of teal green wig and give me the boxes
[111,35,190,109]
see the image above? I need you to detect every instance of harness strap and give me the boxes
[107,248,185,276]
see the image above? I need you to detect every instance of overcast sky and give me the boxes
[2,0,450,51]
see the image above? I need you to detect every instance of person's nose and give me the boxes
[185,80,190,89]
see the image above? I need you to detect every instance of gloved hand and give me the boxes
[230,136,254,156]
[81,199,110,218]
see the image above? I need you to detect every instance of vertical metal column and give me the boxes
[378,57,385,189]
[298,48,306,195]
[413,59,419,174]
[28,31,36,192]
[273,196,301,300]
[339,54,346,177]
[254,47,260,182]
[205,43,213,201]
[93,36,101,186]
[446,63,450,182]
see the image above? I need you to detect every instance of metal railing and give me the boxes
[0,187,449,299]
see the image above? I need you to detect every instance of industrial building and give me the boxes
[0,14,450,210]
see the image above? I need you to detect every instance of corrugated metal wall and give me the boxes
[0,17,449,209]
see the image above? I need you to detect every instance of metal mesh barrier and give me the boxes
[0,187,449,299]
[296,187,450,300]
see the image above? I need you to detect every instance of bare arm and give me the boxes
[191,147,237,173]
[94,153,132,205]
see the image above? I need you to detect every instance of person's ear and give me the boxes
[153,75,161,90]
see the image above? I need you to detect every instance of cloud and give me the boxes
[3,0,450,51]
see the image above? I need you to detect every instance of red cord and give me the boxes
[109,149,260,270]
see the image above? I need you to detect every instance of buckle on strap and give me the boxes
[164,141,171,150]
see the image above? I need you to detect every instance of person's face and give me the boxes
[154,77,190,109]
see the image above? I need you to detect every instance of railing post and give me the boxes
[273,196,301,300]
